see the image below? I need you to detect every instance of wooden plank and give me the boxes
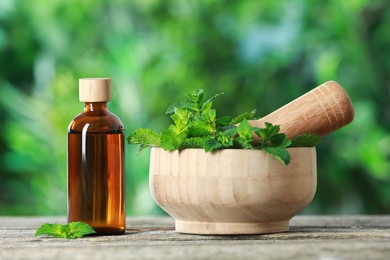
[0,216,389,259]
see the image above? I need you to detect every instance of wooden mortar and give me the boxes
[150,147,316,235]
[149,80,354,235]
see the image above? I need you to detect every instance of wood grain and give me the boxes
[1,216,390,260]
[249,80,354,139]
[149,147,316,235]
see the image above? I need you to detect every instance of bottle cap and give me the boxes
[79,78,112,102]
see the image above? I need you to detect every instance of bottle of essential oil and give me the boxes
[67,78,125,235]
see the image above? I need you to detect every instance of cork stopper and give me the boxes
[79,78,112,102]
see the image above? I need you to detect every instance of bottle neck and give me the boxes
[83,102,109,112]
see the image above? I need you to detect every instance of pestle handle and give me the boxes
[249,81,354,139]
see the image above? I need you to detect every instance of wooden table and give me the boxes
[1,216,389,259]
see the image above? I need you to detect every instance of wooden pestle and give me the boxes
[249,80,354,139]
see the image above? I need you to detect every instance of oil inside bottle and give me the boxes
[68,132,125,235]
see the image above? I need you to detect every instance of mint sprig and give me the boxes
[127,89,321,165]
[34,222,96,239]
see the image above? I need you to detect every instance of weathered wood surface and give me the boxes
[1,216,389,259]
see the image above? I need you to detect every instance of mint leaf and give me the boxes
[68,222,97,239]
[215,115,232,127]
[264,147,291,165]
[160,129,185,150]
[188,109,217,137]
[269,133,291,148]
[255,123,280,141]
[290,133,322,147]
[127,128,161,146]
[188,120,213,137]
[35,222,96,239]
[216,130,234,147]
[237,119,253,141]
[35,223,65,238]
[180,137,205,149]
[204,137,223,152]
[201,92,224,114]
[230,109,256,125]
[169,107,192,135]
[185,89,205,115]
[165,101,181,114]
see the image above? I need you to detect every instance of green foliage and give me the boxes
[34,222,96,239]
[290,133,322,147]
[128,90,320,165]
[127,128,161,153]
[0,0,389,216]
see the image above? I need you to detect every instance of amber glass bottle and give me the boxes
[67,78,125,235]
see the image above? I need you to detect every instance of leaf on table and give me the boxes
[34,223,66,238]
[68,222,96,239]
[34,222,96,239]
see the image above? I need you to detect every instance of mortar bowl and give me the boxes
[149,147,316,235]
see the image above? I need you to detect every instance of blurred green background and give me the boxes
[0,0,389,216]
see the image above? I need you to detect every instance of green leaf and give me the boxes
[127,128,161,146]
[189,89,204,105]
[68,222,97,239]
[216,131,234,147]
[220,126,238,137]
[169,107,192,134]
[237,119,253,141]
[269,133,291,148]
[183,89,205,115]
[188,120,212,137]
[254,122,281,142]
[160,129,185,150]
[203,137,223,152]
[188,109,217,136]
[290,133,322,147]
[136,144,151,154]
[179,137,205,149]
[215,115,232,127]
[264,122,280,136]
[35,223,66,238]
[235,137,253,149]
[35,222,96,239]
[230,109,256,125]
[201,92,224,114]
[165,101,182,114]
[264,147,291,165]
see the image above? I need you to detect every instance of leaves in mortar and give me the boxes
[203,137,224,152]
[290,133,322,147]
[160,129,187,150]
[127,128,161,146]
[264,147,291,165]
[215,115,232,127]
[169,107,192,135]
[230,109,257,125]
[127,89,322,165]
[180,137,205,149]
[201,92,224,114]
[236,119,253,140]
[35,222,96,239]
[188,109,217,137]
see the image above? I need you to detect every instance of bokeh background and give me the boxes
[0,0,389,216]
